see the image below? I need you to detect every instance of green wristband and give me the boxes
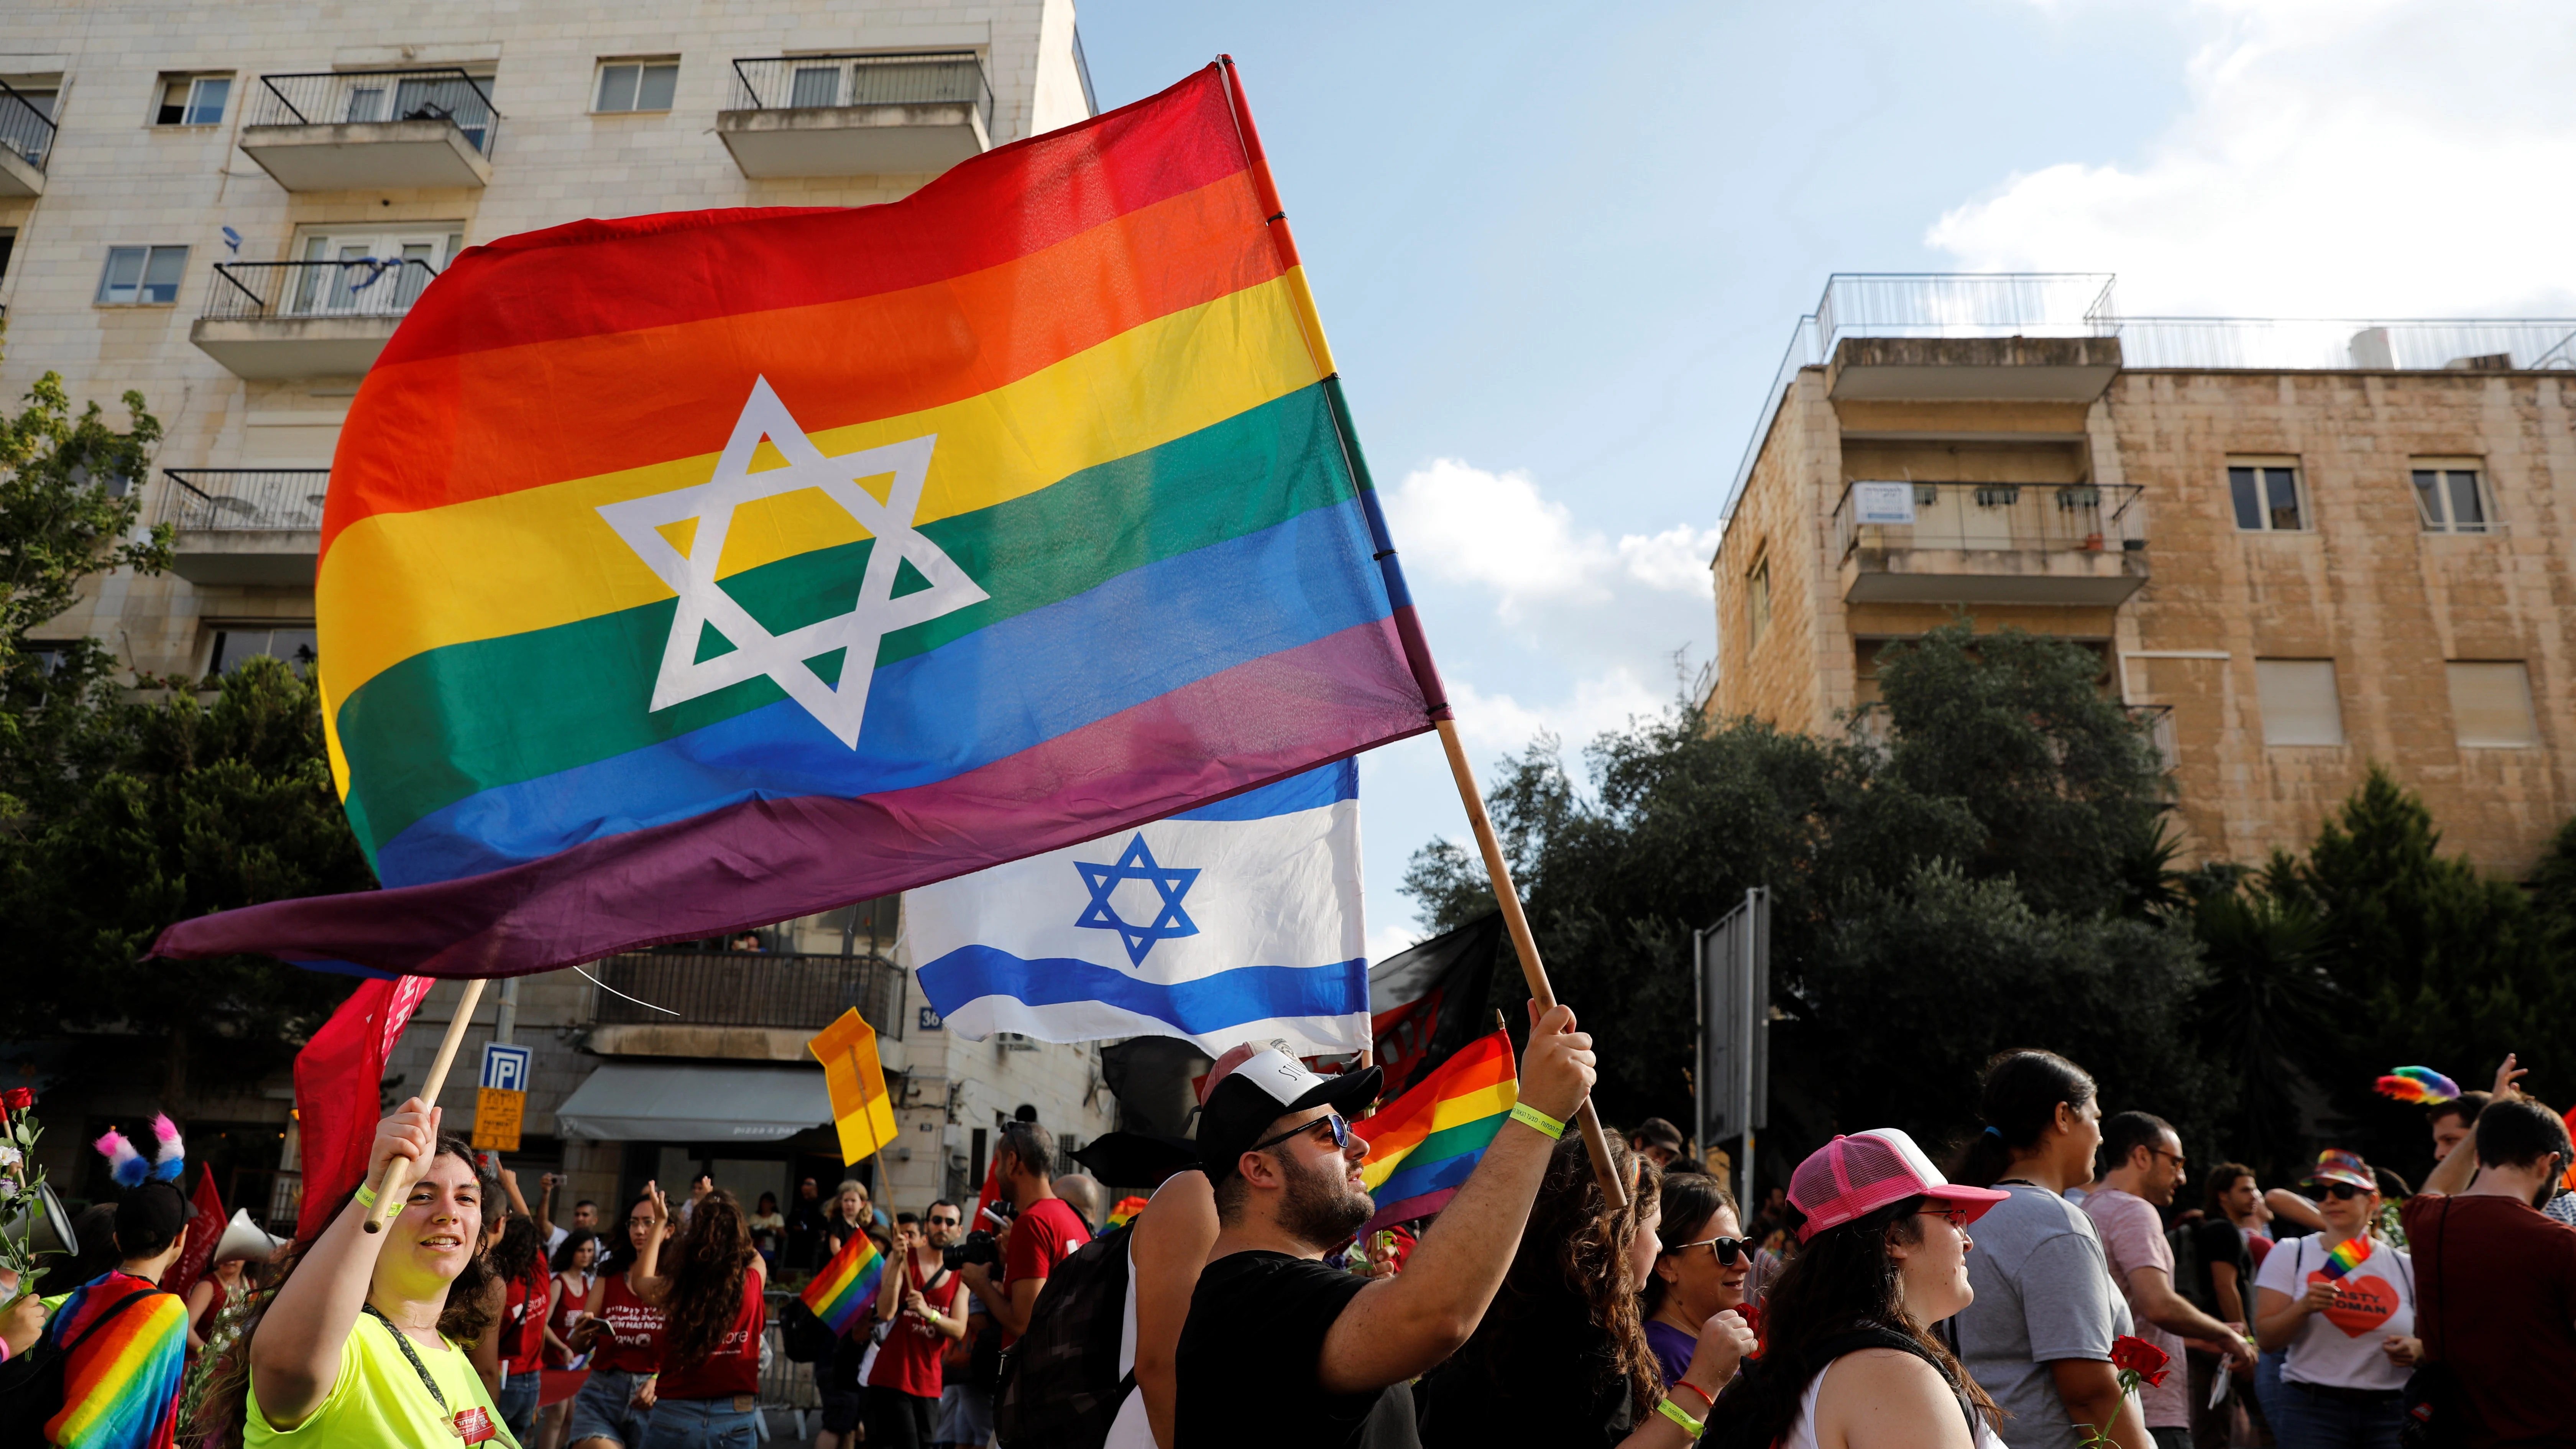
[353,1183,378,1210]
[1509,1101,1568,1141]
[1656,1397,1705,1438]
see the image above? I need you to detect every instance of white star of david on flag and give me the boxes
[595,376,987,748]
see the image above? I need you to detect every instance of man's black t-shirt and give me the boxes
[2183,1217,2254,1318]
[1175,1250,1419,1449]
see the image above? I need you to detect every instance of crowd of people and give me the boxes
[8,1016,2574,1449]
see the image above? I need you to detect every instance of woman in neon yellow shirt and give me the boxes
[200,1096,518,1447]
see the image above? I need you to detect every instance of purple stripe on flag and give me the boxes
[1361,1187,1458,1239]
[150,616,1432,978]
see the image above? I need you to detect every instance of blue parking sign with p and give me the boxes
[480,1042,532,1093]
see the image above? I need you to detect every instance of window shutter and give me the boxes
[2446,662,2537,748]
[2256,660,2344,747]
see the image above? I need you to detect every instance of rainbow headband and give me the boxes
[2374,1066,2460,1105]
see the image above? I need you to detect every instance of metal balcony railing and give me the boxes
[728,51,993,132]
[0,77,55,171]
[588,950,905,1037]
[203,259,439,320]
[1833,481,2145,562]
[154,469,330,532]
[248,68,500,156]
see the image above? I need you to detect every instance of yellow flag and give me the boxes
[808,1008,899,1167]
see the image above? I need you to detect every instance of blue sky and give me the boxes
[1076,0,2576,954]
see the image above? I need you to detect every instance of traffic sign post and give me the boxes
[480,1042,532,1093]
[473,1042,533,1152]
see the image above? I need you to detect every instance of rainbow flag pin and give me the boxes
[801,1230,886,1334]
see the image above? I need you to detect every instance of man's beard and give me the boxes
[1277,1147,1373,1250]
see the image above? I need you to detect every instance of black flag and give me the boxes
[1368,912,1505,1097]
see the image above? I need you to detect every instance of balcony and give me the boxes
[151,470,328,586]
[0,77,55,196]
[718,52,992,178]
[240,69,498,190]
[190,260,436,379]
[583,950,906,1060]
[1833,480,2149,607]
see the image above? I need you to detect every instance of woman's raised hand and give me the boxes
[370,1097,440,1184]
[1681,1307,1759,1397]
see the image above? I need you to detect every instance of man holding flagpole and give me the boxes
[1173,1001,1597,1448]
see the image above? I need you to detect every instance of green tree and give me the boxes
[0,366,174,816]
[2187,879,2338,1181]
[3,657,370,1101]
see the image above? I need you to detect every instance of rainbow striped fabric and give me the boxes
[801,1232,886,1335]
[43,1273,189,1449]
[151,61,1442,978]
[1358,1029,1517,1234]
[2321,1237,2372,1280]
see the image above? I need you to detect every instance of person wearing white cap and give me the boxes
[1716,1128,2012,1449]
[1172,1003,1598,1449]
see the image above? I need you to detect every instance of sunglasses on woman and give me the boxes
[2318,1182,2372,1201]
[1666,1234,1749,1266]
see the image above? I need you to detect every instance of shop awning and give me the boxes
[555,1063,832,1142]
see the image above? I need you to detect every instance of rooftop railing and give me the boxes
[0,76,56,171]
[154,470,330,532]
[204,258,439,320]
[728,51,993,133]
[1831,480,2146,564]
[1723,273,2576,518]
[247,68,500,156]
[588,949,905,1037]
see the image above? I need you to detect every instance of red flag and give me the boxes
[159,1165,226,1295]
[292,974,434,1240]
[974,1147,1005,1232]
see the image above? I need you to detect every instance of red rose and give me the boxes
[2108,1334,2172,1387]
[1,1088,30,1111]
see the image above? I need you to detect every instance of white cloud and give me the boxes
[1929,0,2576,317]
[1444,674,1670,760]
[1384,458,1721,625]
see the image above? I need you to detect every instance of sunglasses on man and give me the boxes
[1249,1111,1355,1155]
[1665,1234,1750,1266]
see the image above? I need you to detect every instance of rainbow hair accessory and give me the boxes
[2321,1237,2372,1279]
[93,1114,186,1188]
[2374,1067,2461,1104]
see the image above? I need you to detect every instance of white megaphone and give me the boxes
[0,1182,78,1260]
[214,1208,286,1263]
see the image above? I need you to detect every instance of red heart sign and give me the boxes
[2307,1271,2399,1337]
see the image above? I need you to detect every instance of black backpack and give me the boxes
[992,1222,1132,1449]
[0,1284,164,1449]
[1702,1326,1980,1449]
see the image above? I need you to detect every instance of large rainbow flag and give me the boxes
[1358,1028,1517,1234]
[150,61,1443,977]
[801,1232,887,1335]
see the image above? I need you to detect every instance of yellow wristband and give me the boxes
[353,1184,378,1210]
[1509,1101,1567,1141]
[1656,1397,1705,1438]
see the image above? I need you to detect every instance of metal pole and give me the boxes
[494,976,519,1046]
[1738,890,1757,1213]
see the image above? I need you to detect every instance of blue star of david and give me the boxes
[1073,835,1201,967]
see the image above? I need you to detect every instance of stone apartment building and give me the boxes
[4,0,1115,1225]
[1709,275,2576,877]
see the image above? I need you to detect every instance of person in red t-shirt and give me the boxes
[2403,1056,2576,1449]
[628,1181,768,1449]
[866,1211,968,1449]
[490,1216,553,1444]
[955,1121,1091,1347]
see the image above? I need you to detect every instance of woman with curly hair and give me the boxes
[628,1182,768,1449]
[1711,1129,2008,1449]
[1416,1135,1757,1447]
[193,1096,514,1447]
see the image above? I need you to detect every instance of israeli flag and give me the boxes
[905,761,1367,1056]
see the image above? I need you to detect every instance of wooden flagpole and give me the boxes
[1435,720,1626,1209]
[360,977,486,1234]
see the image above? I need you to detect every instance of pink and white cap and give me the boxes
[1787,1127,2012,1242]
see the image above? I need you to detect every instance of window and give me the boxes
[2412,462,2493,534]
[2255,659,2344,747]
[0,227,15,284]
[155,73,232,125]
[208,624,317,677]
[287,227,462,315]
[2446,662,2538,748]
[2228,460,2305,532]
[97,245,187,305]
[595,58,679,113]
[1745,555,1771,647]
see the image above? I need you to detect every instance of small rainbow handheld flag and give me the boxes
[800,1232,886,1334]
[2320,1237,2372,1280]
[1358,1028,1516,1234]
[2374,1067,2460,1104]
[1108,1195,1149,1228]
